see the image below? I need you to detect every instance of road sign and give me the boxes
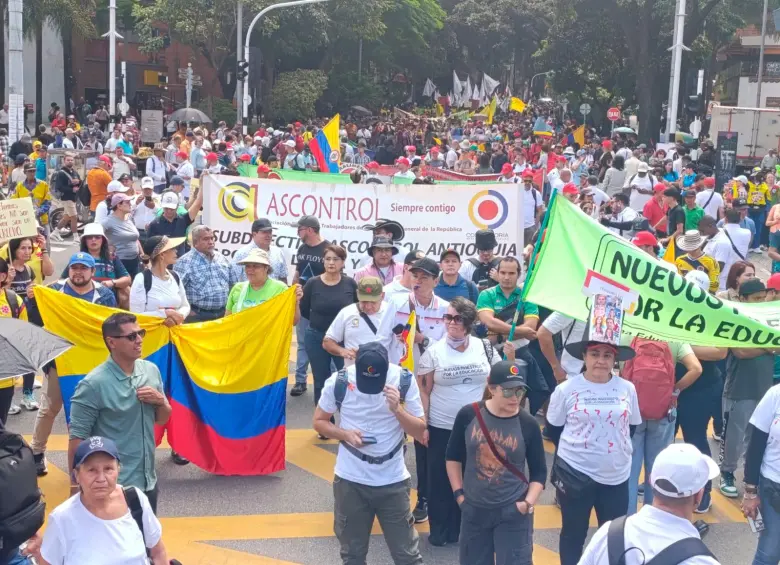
[118,101,130,114]
[580,103,591,115]
[607,107,621,121]
[243,94,252,106]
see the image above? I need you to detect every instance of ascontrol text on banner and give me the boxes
[201,175,523,275]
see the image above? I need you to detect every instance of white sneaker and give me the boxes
[33,379,42,389]
[21,392,39,411]
[7,404,21,415]
[49,230,64,242]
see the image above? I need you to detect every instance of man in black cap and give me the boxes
[459,229,501,292]
[291,214,329,397]
[354,235,404,285]
[232,218,289,283]
[314,342,425,565]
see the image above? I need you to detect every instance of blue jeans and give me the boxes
[628,417,676,514]
[2,549,31,565]
[295,317,310,385]
[304,326,344,407]
[754,475,780,565]
[749,208,766,249]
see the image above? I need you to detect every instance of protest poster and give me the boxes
[524,195,780,348]
[202,175,523,275]
[0,197,38,240]
[141,110,164,143]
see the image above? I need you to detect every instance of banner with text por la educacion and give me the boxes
[202,175,523,275]
[524,196,780,348]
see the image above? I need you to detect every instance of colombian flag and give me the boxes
[310,114,340,173]
[399,311,416,372]
[34,286,296,476]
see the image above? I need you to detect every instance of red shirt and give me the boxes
[643,198,668,232]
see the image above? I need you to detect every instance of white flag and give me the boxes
[453,71,463,96]
[482,73,500,96]
[423,78,437,97]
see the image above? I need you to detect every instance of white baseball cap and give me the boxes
[684,270,710,292]
[107,180,129,194]
[141,176,154,189]
[160,192,179,210]
[284,140,296,148]
[651,443,719,498]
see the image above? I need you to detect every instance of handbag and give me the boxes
[550,455,595,497]
[471,402,528,484]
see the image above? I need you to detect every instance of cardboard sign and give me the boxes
[0,198,38,240]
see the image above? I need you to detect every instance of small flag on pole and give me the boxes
[509,97,526,113]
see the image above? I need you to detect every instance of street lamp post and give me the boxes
[529,71,552,99]
[241,0,332,135]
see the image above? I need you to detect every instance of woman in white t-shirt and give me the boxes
[34,436,168,565]
[546,337,641,565]
[417,297,511,546]
[129,235,190,325]
[743,384,780,565]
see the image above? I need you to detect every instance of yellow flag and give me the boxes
[662,243,676,265]
[486,96,497,125]
[399,311,417,372]
[432,136,442,146]
[436,104,444,117]
[509,97,526,113]
[573,125,585,147]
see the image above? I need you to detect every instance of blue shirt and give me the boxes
[49,279,117,307]
[435,274,479,303]
[117,139,134,155]
[663,171,679,183]
[35,157,47,181]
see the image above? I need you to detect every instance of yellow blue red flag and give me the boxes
[34,286,296,476]
[310,114,340,173]
[399,311,417,372]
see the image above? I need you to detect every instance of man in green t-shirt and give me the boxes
[226,249,302,318]
[475,256,539,345]
[683,190,704,231]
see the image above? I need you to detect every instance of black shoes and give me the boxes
[412,498,428,523]
[290,383,307,397]
[171,450,190,465]
[34,453,48,476]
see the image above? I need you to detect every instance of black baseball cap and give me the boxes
[733,198,748,209]
[251,218,274,232]
[404,250,424,265]
[739,278,766,297]
[355,342,389,394]
[410,257,440,278]
[72,436,120,469]
[440,248,461,262]
[488,360,529,389]
[294,215,320,230]
[118,173,132,182]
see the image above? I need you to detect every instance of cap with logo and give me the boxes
[631,231,658,248]
[294,215,320,230]
[488,360,529,389]
[404,250,424,265]
[733,197,748,209]
[357,276,384,302]
[410,257,440,278]
[650,443,719,498]
[72,436,121,469]
[141,176,154,189]
[160,192,180,210]
[355,342,390,394]
[68,252,96,269]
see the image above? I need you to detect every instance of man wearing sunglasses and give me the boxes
[68,312,171,514]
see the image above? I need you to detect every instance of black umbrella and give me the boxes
[0,318,73,382]
[169,108,212,124]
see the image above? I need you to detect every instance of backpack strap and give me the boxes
[122,486,151,557]
[5,288,20,319]
[144,269,180,310]
[607,516,628,565]
[399,368,412,405]
[646,538,715,565]
[481,338,494,364]
[333,368,349,411]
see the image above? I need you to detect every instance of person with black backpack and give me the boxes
[578,443,720,565]
[459,229,501,292]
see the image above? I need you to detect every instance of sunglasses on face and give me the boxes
[110,329,146,342]
[443,314,464,324]
[499,387,526,399]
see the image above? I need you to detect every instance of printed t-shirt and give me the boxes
[295,241,329,284]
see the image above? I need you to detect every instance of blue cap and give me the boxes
[355,342,389,395]
[169,175,184,186]
[72,436,120,469]
[68,252,95,269]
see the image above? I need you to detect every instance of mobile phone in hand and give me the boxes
[748,510,766,533]
[361,435,377,445]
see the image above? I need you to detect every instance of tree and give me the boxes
[268,68,327,122]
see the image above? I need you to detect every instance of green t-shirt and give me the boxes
[475,285,539,319]
[226,279,287,313]
[684,205,705,231]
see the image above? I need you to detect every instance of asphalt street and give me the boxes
[3,240,766,565]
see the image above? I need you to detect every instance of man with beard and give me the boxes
[49,253,117,306]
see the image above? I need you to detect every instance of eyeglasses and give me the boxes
[499,387,526,399]
[109,329,146,342]
[443,314,464,324]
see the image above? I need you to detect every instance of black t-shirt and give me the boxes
[56,167,81,202]
[666,205,686,236]
[147,213,194,256]
[295,241,329,284]
[299,276,358,332]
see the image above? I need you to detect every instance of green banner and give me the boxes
[523,196,780,347]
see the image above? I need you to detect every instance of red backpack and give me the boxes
[621,337,675,420]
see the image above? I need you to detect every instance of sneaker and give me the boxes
[21,392,39,411]
[695,490,712,513]
[712,432,722,442]
[720,472,738,498]
[49,230,64,242]
[33,379,42,389]
[33,453,48,477]
[412,499,428,523]
[7,404,21,415]
[290,383,307,397]
[171,450,190,465]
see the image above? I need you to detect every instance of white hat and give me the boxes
[254,136,262,142]
[563,146,575,155]
[650,443,719,498]
[141,176,154,189]
[107,180,128,194]
[82,223,105,238]
[733,175,748,184]
[160,192,179,210]
[284,140,296,148]
[684,270,710,292]
[638,162,650,173]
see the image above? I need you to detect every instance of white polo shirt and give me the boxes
[325,302,387,352]
[702,231,732,291]
[383,276,411,303]
[318,364,424,487]
[541,312,587,376]
[749,384,780,484]
[377,293,449,367]
[696,189,724,219]
[523,186,543,229]
[578,505,719,565]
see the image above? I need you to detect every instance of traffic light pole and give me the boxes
[241,0,331,135]
[102,0,123,123]
[236,0,243,126]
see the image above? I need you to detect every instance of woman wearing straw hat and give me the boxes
[674,230,720,294]
[546,331,640,565]
[226,248,302,317]
[129,236,189,326]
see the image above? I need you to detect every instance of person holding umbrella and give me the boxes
[0,257,27,424]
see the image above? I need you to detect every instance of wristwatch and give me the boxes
[452,488,465,501]
[421,337,430,348]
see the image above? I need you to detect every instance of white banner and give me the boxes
[202,175,524,275]
[141,110,164,144]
